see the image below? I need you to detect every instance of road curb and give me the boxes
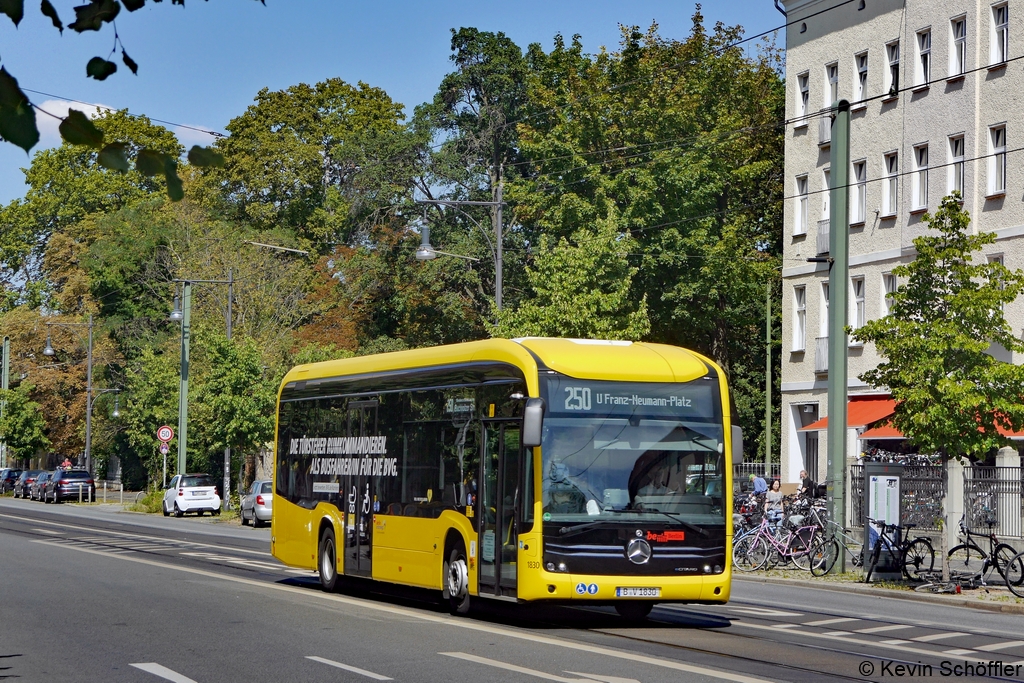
[734,574,1024,614]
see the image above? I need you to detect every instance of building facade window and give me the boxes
[990,125,1006,195]
[795,175,809,235]
[793,285,806,351]
[882,273,897,316]
[851,160,867,224]
[883,152,898,216]
[825,62,839,106]
[855,52,868,101]
[916,29,931,85]
[949,135,965,196]
[951,16,967,76]
[820,282,830,337]
[993,4,1009,65]
[852,276,866,329]
[989,254,1005,311]
[798,72,809,118]
[912,144,929,210]
[822,169,831,219]
[886,41,900,95]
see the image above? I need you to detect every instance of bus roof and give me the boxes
[280,338,717,397]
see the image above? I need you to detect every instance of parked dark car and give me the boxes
[0,468,22,494]
[29,472,51,501]
[13,470,44,499]
[43,468,96,503]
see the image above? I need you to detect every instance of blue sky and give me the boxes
[0,1,784,204]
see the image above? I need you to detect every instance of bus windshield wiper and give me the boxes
[607,508,710,537]
[557,519,608,537]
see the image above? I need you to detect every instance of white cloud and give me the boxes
[34,99,113,149]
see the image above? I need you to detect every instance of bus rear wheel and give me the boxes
[319,527,340,593]
[444,545,471,615]
[615,602,653,622]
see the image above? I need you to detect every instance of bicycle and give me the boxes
[804,503,865,576]
[1005,551,1024,598]
[863,518,935,582]
[946,514,1021,586]
[913,569,979,594]
[731,510,819,571]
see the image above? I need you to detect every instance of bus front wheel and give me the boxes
[319,527,340,593]
[445,545,471,615]
[615,602,653,622]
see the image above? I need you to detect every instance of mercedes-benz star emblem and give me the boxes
[626,538,652,565]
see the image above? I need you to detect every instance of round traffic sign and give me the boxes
[157,425,174,442]
[159,442,170,455]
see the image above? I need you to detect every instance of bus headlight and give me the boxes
[557,562,568,572]
[703,565,712,573]
[546,562,555,571]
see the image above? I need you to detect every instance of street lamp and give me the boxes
[1,336,9,468]
[414,199,504,309]
[170,272,233,509]
[41,316,101,474]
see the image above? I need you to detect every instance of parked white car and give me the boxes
[240,479,273,528]
[163,473,221,518]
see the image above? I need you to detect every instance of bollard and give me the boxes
[79,486,82,504]
[120,486,123,506]
[103,481,107,503]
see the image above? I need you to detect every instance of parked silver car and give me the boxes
[240,480,272,528]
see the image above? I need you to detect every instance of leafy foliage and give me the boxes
[0,385,50,464]
[855,195,1024,460]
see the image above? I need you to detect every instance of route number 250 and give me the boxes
[564,386,591,411]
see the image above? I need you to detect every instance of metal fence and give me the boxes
[963,466,1024,538]
[734,462,781,481]
[849,464,945,531]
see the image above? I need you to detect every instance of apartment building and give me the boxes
[780,0,1024,483]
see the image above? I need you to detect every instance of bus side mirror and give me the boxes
[523,398,545,448]
[732,426,744,465]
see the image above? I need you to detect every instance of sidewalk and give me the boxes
[735,571,1024,614]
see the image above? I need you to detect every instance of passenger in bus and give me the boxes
[543,461,586,514]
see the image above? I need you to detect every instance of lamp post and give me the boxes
[1,335,8,468]
[43,316,95,473]
[170,270,233,508]
[414,198,506,310]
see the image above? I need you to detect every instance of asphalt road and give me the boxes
[2,497,1024,683]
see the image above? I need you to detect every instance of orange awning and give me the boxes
[798,396,896,431]
[858,420,1024,440]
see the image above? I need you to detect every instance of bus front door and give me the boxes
[480,422,521,598]
[344,399,377,578]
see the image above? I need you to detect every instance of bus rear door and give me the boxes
[344,399,377,578]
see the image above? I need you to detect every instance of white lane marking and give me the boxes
[856,624,913,634]
[306,656,392,680]
[2,512,273,557]
[943,649,976,656]
[129,663,200,683]
[772,624,803,629]
[36,540,773,683]
[441,652,602,682]
[822,631,853,636]
[912,632,968,642]
[31,528,64,535]
[735,621,991,663]
[179,551,309,574]
[976,640,1024,652]
[727,606,803,617]
[565,673,643,683]
[803,617,858,626]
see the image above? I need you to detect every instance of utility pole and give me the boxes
[826,100,851,572]
[1,336,8,468]
[177,282,192,477]
[223,268,233,510]
[766,281,772,471]
[84,315,94,475]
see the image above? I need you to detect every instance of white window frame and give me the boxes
[886,41,900,95]
[851,276,866,330]
[883,152,898,216]
[950,16,967,76]
[916,29,931,85]
[851,160,867,224]
[795,175,809,235]
[882,273,897,316]
[793,285,807,352]
[992,3,1009,65]
[912,144,929,210]
[949,135,965,196]
[797,72,810,118]
[990,125,1006,195]
[825,62,839,106]
[855,52,868,102]
[822,168,831,220]
[820,282,830,338]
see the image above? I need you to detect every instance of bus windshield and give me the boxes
[540,377,725,526]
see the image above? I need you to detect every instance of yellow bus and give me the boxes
[271,337,740,620]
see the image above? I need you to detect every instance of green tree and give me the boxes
[0,385,50,465]
[855,195,1024,460]
[493,211,649,339]
[122,342,179,484]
